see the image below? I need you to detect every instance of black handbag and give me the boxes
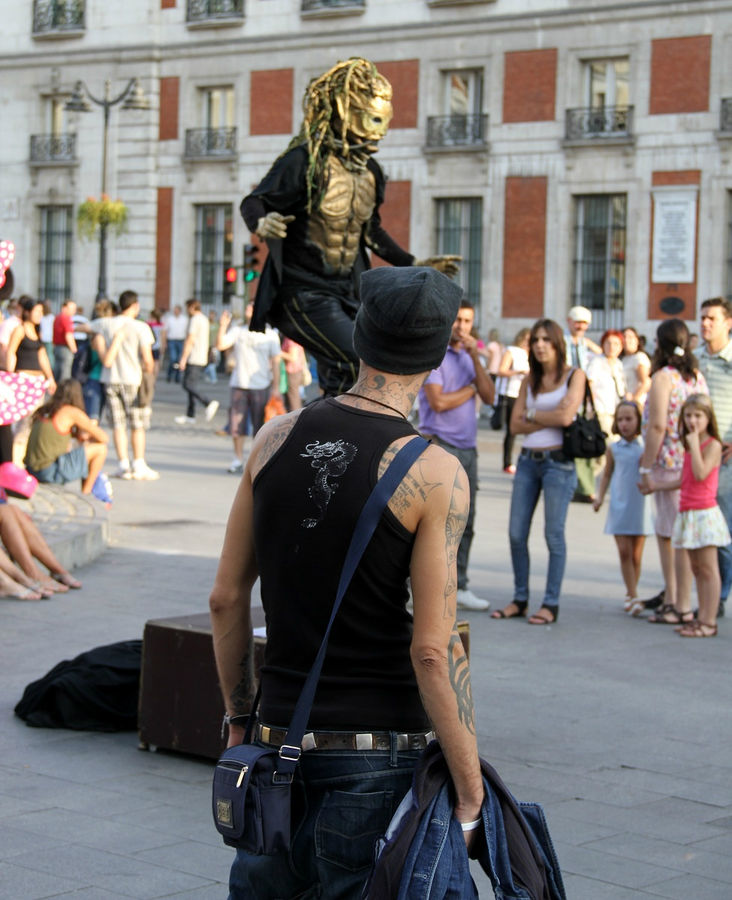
[562,371,606,460]
[212,436,429,855]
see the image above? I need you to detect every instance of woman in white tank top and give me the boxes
[491,319,586,625]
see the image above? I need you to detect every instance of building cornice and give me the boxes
[1,0,730,69]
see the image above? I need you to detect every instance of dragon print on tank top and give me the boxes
[300,439,358,528]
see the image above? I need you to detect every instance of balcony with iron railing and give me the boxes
[425,114,489,151]
[186,0,244,25]
[719,98,732,135]
[184,127,237,160]
[29,134,77,166]
[33,0,85,36]
[301,0,365,16]
[564,106,634,144]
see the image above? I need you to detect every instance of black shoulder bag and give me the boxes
[212,436,429,855]
[562,369,607,460]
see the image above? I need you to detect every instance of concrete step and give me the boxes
[11,484,110,573]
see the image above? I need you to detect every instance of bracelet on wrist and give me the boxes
[526,408,536,422]
[638,466,652,475]
[220,712,249,739]
[460,817,482,832]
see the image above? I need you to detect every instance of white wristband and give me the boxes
[460,817,481,832]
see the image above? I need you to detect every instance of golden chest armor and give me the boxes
[307,156,376,275]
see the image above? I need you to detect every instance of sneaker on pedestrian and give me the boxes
[174,415,196,425]
[111,462,133,480]
[132,461,160,481]
[456,588,490,611]
[227,459,243,474]
[91,473,113,506]
[205,400,220,422]
[503,465,516,475]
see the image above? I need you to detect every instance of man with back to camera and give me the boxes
[91,290,158,481]
[564,305,601,502]
[418,299,495,611]
[697,296,732,618]
[209,266,484,899]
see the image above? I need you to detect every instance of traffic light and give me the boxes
[243,243,260,283]
[223,264,237,304]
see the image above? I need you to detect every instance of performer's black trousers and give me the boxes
[270,282,360,397]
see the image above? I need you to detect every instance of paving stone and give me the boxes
[582,831,732,884]
[8,844,212,899]
[0,861,81,899]
[556,841,674,889]
[544,797,725,845]
[134,839,238,881]
[641,872,732,899]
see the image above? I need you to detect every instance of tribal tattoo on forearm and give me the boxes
[448,626,475,735]
[229,633,255,715]
[443,469,467,616]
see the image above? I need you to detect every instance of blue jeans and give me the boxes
[508,452,577,608]
[53,345,74,383]
[228,744,421,899]
[167,340,183,381]
[432,439,477,590]
[82,379,105,421]
[717,486,732,603]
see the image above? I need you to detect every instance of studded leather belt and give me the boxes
[256,723,435,752]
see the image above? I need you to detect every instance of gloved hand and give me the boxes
[413,255,462,277]
[256,212,296,240]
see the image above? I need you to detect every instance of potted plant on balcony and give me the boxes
[76,195,128,240]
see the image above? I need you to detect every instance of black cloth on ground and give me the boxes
[14,640,141,731]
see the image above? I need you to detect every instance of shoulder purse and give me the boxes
[562,370,607,460]
[212,436,429,855]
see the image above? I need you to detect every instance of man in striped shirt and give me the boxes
[698,296,732,617]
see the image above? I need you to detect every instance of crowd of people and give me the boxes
[482,299,732,639]
[2,281,730,639]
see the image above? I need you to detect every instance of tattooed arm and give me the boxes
[209,411,300,747]
[409,449,484,834]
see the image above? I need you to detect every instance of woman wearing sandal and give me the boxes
[637,319,708,627]
[492,319,586,625]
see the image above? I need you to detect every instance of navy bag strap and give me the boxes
[270,435,429,781]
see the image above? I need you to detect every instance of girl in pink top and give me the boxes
[655,394,730,637]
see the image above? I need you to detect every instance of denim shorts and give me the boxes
[30,445,88,485]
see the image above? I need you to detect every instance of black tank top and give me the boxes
[253,397,429,730]
[16,335,44,371]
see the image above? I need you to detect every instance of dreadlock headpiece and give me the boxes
[290,58,392,213]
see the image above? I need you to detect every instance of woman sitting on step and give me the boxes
[25,379,110,502]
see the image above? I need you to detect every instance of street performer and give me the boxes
[240,57,459,396]
[210,266,484,898]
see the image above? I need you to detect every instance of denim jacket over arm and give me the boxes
[363,742,566,900]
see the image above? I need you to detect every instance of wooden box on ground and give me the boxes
[138,610,265,761]
[138,611,469,761]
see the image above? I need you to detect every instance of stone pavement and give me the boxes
[1,379,731,899]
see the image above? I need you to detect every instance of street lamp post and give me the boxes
[66,78,150,301]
